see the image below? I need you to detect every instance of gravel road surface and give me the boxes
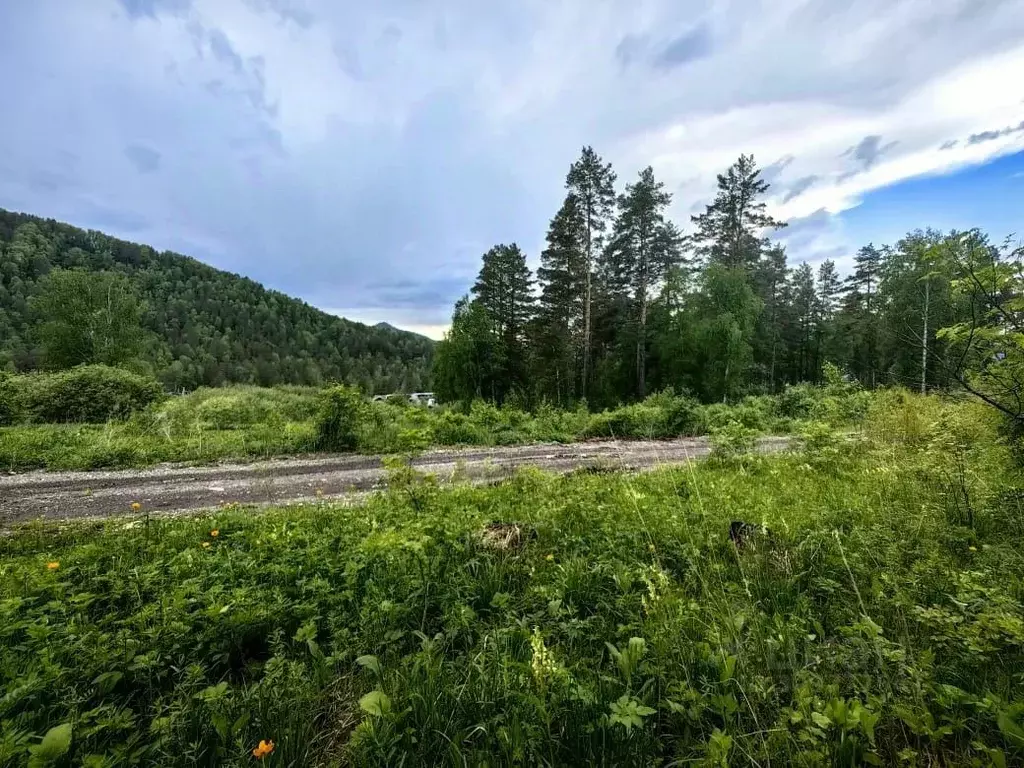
[0,437,789,524]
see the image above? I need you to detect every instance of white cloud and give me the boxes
[1,0,1023,326]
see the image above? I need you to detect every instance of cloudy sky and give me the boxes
[1,0,1023,339]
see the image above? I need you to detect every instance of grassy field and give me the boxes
[2,392,1023,765]
[0,379,869,472]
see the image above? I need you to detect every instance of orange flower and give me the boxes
[46,561,60,570]
[131,502,142,511]
[210,529,220,538]
[252,739,275,759]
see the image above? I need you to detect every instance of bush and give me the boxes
[20,365,164,423]
[649,391,704,437]
[709,419,758,458]
[430,411,486,445]
[314,385,364,451]
[777,382,818,420]
[702,396,776,433]
[0,373,20,426]
[193,393,281,430]
[864,388,945,446]
[153,386,319,432]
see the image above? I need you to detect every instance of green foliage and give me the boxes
[709,419,758,458]
[584,391,705,439]
[30,268,146,370]
[0,371,18,426]
[2,395,1021,765]
[2,382,884,471]
[28,723,73,767]
[432,298,499,404]
[153,385,318,433]
[938,232,1024,427]
[8,365,164,424]
[0,210,433,392]
[314,385,364,451]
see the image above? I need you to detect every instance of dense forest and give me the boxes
[0,210,434,392]
[435,148,1023,412]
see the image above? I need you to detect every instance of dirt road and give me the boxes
[0,437,789,524]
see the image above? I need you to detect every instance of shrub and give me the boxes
[430,411,486,445]
[863,389,945,446]
[777,382,818,420]
[193,393,281,430]
[314,385,364,451]
[468,400,504,429]
[702,397,776,433]
[20,365,164,423]
[0,373,20,426]
[653,394,704,437]
[709,419,758,458]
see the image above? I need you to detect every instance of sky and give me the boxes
[1,0,1023,340]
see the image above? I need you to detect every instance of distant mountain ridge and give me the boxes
[0,209,433,392]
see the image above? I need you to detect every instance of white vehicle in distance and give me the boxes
[408,392,437,407]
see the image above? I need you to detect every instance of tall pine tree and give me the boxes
[840,244,883,385]
[565,147,617,399]
[471,243,535,402]
[815,259,842,375]
[603,167,684,398]
[535,196,585,405]
[690,154,786,271]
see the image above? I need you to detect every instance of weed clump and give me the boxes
[314,384,363,451]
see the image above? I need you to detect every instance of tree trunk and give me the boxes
[583,268,591,400]
[921,277,930,395]
[582,209,593,402]
[636,265,647,400]
[722,355,730,403]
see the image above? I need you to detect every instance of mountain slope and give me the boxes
[0,209,433,392]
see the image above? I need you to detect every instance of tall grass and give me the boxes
[1,382,867,471]
[1,395,1022,765]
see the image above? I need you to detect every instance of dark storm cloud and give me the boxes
[782,175,818,203]
[759,156,795,186]
[653,24,713,69]
[843,134,898,171]
[615,34,647,68]
[967,120,1024,145]
[244,0,316,29]
[615,24,713,71]
[124,144,161,174]
[118,0,190,20]
[777,208,833,251]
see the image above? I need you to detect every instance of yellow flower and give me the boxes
[131,502,142,511]
[252,739,275,759]
[46,561,60,570]
[969,546,977,552]
[545,553,554,561]
[210,529,219,538]
[202,542,211,549]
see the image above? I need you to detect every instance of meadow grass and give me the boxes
[2,394,1023,765]
[0,382,863,471]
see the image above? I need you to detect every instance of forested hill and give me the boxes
[0,209,434,392]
